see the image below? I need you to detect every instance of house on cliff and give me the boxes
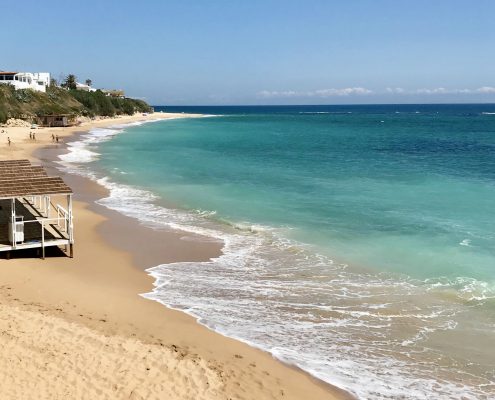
[0,71,51,92]
[75,82,96,92]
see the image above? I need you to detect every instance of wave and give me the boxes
[58,118,173,165]
[92,175,494,399]
[55,120,495,399]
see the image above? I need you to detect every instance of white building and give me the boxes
[75,82,96,92]
[0,71,51,92]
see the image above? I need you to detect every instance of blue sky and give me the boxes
[3,0,495,105]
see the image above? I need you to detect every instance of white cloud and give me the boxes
[476,86,495,94]
[258,90,299,98]
[258,87,372,98]
[415,87,451,94]
[313,87,372,96]
[386,87,405,94]
[258,86,495,99]
[393,86,495,95]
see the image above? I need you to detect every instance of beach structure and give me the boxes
[102,89,125,98]
[0,160,74,259]
[36,114,78,127]
[0,71,51,92]
[75,82,96,92]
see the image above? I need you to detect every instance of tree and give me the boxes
[62,74,77,90]
[85,79,92,87]
[94,90,116,116]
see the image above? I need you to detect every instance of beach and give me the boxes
[0,113,347,400]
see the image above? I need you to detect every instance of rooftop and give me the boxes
[0,160,72,199]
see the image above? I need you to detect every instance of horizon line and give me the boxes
[153,102,495,107]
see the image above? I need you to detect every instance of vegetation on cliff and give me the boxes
[0,84,153,124]
[69,90,151,117]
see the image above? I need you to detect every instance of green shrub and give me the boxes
[69,90,99,116]
[0,109,8,124]
[14,89,34,103]
[93,90,116,116]
[0,83,152,123]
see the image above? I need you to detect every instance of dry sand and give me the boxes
[0,113,352,400]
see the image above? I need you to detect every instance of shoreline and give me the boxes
[0,113,352,399]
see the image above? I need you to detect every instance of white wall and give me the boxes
[0,72,51,92]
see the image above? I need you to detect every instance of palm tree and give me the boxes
[85,79,92,87]
[63,74,77,90]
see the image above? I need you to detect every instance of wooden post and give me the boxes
[46,196,50,218]
[11,198,16,249]
[41,220,45,260]
[67,194,74,258]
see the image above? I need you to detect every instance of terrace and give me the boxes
[0,160,74,259]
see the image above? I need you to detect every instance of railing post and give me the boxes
[41,220,45,259]
[67,194,74,258]
[11,198,16,249]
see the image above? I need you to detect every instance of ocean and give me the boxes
[58,104,495,399]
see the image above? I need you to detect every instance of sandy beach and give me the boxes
[0,113,350,400]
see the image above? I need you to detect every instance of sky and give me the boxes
[2,0,495,105]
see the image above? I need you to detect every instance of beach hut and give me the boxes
[36,114,78,127]
[0,159,74,259]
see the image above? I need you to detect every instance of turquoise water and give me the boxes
[60,105,495,399]
[102,108,495,280]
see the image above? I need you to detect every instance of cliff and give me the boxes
[0,85,152,124]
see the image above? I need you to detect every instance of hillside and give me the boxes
[0,85,153,124]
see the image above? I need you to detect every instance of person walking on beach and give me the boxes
[56,134,59,143]
[32,132,36,141]
[51,133,55,142]
[7,137,11,146]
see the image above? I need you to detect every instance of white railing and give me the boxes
[24,195,51,216]
[22,216,71,240]
[22,217,71,257]
[11,196,74,258]
[56,205,69,232]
